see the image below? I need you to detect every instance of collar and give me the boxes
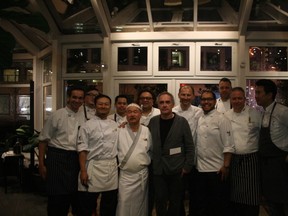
[265,101,276,112]
[204,108,217,116]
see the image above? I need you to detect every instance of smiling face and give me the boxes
[95,96,111,119]
[178,86,194,109]
[219,81,232,101]
[200,91,216,114]
[230,89,245,113]
[115,97,128,116]
[67,89,84,113]
[138,91,154,110]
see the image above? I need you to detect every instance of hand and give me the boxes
[181,168,190,177]
[38,164,47,180]
[118,121,127,128]
[80,170,89,187]
[218,166,229,181]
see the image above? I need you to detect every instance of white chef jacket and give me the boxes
[77,116,119,192]
[38,106,85,151]
[77,116,118,160]
[196,109,235,172]
[262,102,288,152]
[78,104,96,120]
[118,125,152,173]
[140,107,160,126]
[225,105,262,154]
[215,98,231,114]
[173,105,203,143]
[108,113,127,125]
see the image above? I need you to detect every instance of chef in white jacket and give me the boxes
[116,103,152,216]
[77,94,118,216]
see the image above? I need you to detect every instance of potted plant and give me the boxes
[13,125,40,171]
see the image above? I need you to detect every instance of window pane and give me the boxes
[159,47,189,71]
[118,47,148,71]
[66,48,101,73]
[200,46,232,71]
[249,46,288,72]
[246,79,288,110]
[43,55,52,83]
[43,85,52,121]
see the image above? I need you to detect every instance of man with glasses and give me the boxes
[137,90,160,126]
[194,89,234,216]
[137,89,160,215]
[78,85,99,121]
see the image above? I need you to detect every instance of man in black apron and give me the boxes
[255,79,288,216]
[38,86,85,216]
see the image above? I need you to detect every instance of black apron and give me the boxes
[258,103,288,203]
[46,147,80,195]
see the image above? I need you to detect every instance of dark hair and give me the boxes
[200,89,216,100]
[67,85,85,97]
[137,89,156,104]
[231,87,245,95]
[94,94,111,105]
[85,85,99,94]
[156,91,175,105]
[115,94,128,103]
[255,79,277,100]
[219,77,232,85]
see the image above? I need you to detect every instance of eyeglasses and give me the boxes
[139,97,152,100]
[200,98,214,102]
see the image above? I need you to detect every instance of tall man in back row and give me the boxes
[148,91,194,216]
[255,79,288,216]
[172,85,203,216]
[216,77,232,113]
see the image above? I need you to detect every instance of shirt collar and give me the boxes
[265,101,276,112]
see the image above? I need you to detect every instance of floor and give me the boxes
[0,177,269,216]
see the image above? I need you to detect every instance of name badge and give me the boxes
[170,147,181,155]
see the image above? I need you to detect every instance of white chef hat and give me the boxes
[126,103,142,111]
